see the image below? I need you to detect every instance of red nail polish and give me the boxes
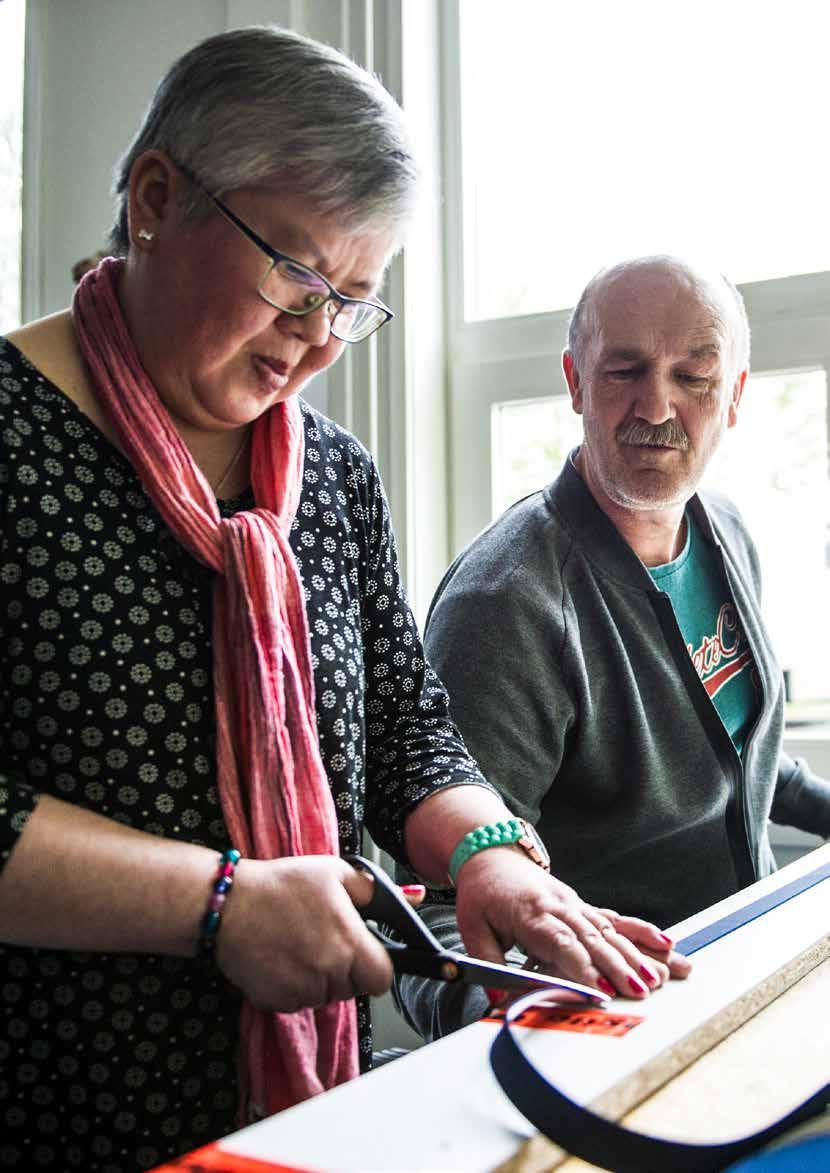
[640,964,658,986]
[660,933,675,947]
[628,974,647,995]
[400,884,425,896]
[596,977,616,997]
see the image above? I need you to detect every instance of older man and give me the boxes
[396,255,830,1040]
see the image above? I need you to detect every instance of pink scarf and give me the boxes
[72,257,358,1118]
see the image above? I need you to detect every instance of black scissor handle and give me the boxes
[344,853,445,955]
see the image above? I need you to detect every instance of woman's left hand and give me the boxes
[454,846,691,999]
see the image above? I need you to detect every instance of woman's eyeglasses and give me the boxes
[180,166,394,344]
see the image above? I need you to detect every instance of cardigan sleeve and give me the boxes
[771,752,830,839]
[392,901,490,1041]
[423,543,576,826]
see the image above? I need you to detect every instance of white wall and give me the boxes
[24,0,334,406]
[27,0,222,317]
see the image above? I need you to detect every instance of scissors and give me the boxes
[346,854,609,1005]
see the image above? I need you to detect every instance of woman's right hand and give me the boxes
[215,855,394,1012]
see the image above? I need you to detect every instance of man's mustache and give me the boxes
[616,419,690,450]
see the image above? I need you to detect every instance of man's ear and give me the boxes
[727,368,747,429]
[562,350,583,413]
[126,150,181,249]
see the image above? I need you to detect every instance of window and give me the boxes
[0,0,26,334]
[491,396,581,516]
[458,0,830,323]
[706,369,830,719]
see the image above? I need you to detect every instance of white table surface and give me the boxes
[206,844,830,1173]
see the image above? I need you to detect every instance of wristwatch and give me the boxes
[515,818,551,872]
[448,817,551,885]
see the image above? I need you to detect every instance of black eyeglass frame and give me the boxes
[180,169,394,344]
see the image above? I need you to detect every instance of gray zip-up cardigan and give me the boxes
[395,457,830,1040]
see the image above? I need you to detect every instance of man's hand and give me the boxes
[455,847,691,998]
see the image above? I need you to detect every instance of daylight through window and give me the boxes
[460,0,830,322]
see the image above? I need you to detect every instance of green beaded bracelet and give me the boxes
[448,819,525,886]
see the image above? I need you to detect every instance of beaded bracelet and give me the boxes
[448,818,550,886]
[199,847,241,956]
[448,820,524,886]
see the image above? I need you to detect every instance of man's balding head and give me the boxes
[561,255,749,524]
[567,256,750,384]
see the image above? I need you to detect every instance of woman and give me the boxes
[0,25,684,1172]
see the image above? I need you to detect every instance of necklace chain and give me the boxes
[211,430,249,496]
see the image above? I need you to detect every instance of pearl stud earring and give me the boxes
[137,228,155,242]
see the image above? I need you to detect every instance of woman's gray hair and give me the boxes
[567,255,751,380]
[109,25,418,255]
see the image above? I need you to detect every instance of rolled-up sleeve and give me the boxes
[0,773,40,868]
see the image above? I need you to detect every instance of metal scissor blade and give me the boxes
[447,952,610,1004]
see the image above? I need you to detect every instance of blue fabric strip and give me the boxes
[724,1134,830,1171]
[675,861,830,956]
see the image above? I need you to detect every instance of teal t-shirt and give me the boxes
[649,513,760,754]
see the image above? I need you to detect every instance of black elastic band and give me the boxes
[490,991,829,1173]
[490,860,830,1172]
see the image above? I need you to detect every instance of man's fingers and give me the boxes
[666,951,692,979]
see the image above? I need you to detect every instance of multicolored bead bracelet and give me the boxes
[199,847,241,956]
